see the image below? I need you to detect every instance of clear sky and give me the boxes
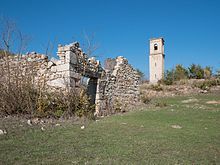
[1,0,220,78]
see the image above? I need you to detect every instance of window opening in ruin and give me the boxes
[155,74,156,78]
[154,44,158,50]
[80,76,90,87]
[155,62,157,67]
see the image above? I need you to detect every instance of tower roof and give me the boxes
[149,37,164,42]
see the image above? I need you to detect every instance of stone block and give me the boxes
[47,78,69,88]
[51,66,57,72]
[65,51,77,64]
[70,72,81,79]
[55,63,70,72]
[47,61,55,69]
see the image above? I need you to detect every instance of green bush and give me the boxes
[188,64,204,79]
[204,66,212,79]
[193,79,220,90]
[174,64,189,80]
[161,64,214,86]
[155,101,167,107]
[140,95,151,104]
[150,84,163,91]
[159,69,175,85]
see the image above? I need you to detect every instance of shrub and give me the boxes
[215,70,220,78]
[150,84,163,91]
[188,64,204,79]
[160,69,175,85]
[204,66,212,79]
[193,79,220,90]
[0,57,95,119]
[140,95,151,104]
[136,68,145,83]
[174,64,189,80]
[155,101,167,107]
[114,99,122,113]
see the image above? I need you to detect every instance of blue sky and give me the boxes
[1,0,220,78]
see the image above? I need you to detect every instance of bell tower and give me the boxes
[149,38,165,83]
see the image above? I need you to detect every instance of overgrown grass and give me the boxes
[1,93,220,164]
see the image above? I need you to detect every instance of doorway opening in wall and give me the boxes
[87,78,98,105]
[155,74,157,79]
[80,76,98,104]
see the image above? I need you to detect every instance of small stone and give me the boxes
[27,119,32,126]
[0,129,4,135]
[32,118,39,124]
[0,129,7,135]
[171,125,182,129]
[81,125,85,129]
[55,123,61,126]
[41,127,45,131]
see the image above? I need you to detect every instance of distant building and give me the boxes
[149,38,165,83]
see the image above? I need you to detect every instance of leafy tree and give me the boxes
[188,64,204,79]
[174,64,189,80]
[163,69,175,85]
[136,69,145,82]
[204,66,212,79]
[216,70,220,78]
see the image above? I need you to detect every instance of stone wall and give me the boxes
[0,43,140,116]
[46,42,102,91]
[0,42,102,90]
[95,56,140,115]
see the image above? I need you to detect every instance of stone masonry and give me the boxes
[149,38,165,84]
[0,42,140,116]
[95,56,140,115]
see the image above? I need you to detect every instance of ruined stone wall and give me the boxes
[0,42,102,93]
[46,42,102,91]
[95,56,140,115]
[0,53,49,88]
[1,43,140,116]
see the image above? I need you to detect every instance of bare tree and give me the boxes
[0,17,35,115]
[82,31,100,57]
[71,31,100,58]
[0,17,16,57]
[17,30,31,59]
[0,16,30,58]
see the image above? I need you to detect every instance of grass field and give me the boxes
[0,93,220,164]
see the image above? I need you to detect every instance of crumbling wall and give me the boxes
[95,56,140,115]
[1,43,140,116]
[45,42,102,91]
[0,42,102,98]
[0,53,49,87]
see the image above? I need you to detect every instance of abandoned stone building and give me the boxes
[149,38,165,83]
[0,42,140,115]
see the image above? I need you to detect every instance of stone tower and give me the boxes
[149,38,165,83]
